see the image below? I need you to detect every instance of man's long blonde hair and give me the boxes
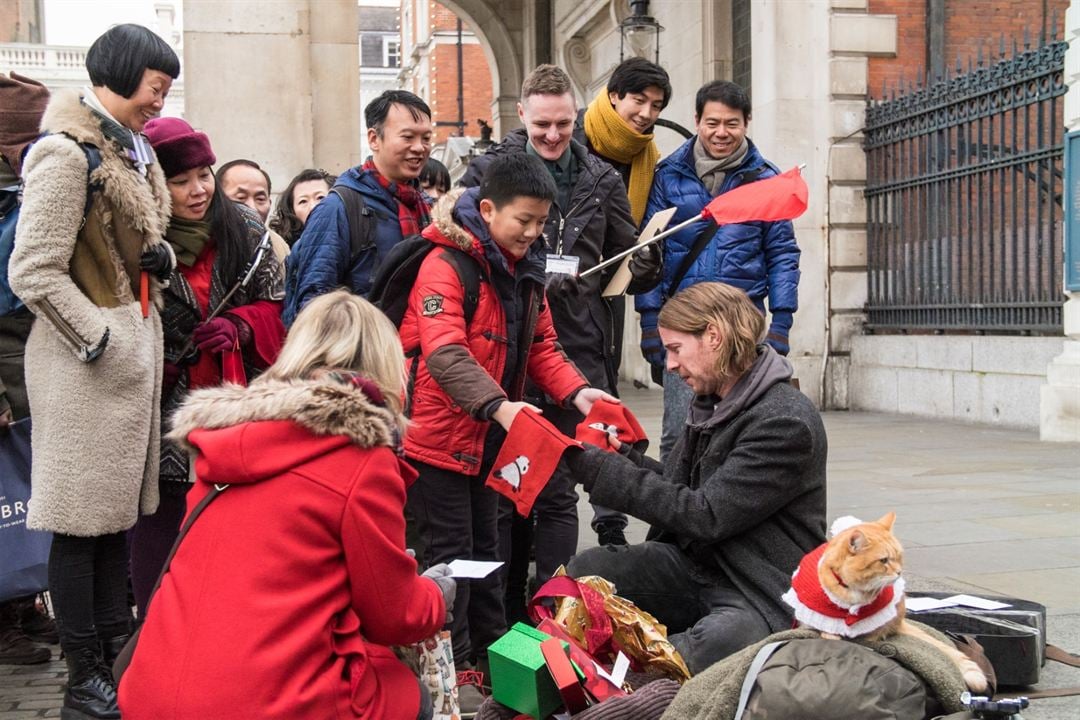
[262,290,407,428]
[658,282,765,381]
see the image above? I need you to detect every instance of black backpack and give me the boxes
[332,184,484,327]
[367,233,484,328]
[329,185,380,264]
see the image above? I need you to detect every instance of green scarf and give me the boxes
[166,216,212,267]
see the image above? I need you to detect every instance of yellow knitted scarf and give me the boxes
[583,90,660,225]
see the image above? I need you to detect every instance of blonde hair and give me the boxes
[262,290,407,427]
[658,282,765,380]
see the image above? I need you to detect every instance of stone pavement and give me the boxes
[3,386,1078,718]
[578,387,1080,720]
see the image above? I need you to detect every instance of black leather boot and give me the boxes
[16,595,59,644]
[99,635,130,677]
[0,600,51,665]
[61,646,120,720]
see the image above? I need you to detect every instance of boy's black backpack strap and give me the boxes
[329,185,376,263]
[437,246,484,325]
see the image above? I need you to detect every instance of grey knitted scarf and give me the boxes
[694,136,749,196]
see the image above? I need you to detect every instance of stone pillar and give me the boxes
[746,0,896,409]
[749,0,833,406]
[183,0,360,193]
[183,0,313,188]
[823,1,896,408]
[1040,2,1080,441]
[309,1,362,171]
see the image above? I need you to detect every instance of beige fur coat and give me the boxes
[11,89,172,536]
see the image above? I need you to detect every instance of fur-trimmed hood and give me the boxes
[169,376,398,452]
[427,187,475,253]
[423,186,547,283]
[166,377,400,486]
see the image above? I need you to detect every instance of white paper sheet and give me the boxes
[944,594,1011,610]
[905,596,954,612]
[906,594,1012,612]
[447,559,504,579]
[595,651,630,688]
[602,208,677,297]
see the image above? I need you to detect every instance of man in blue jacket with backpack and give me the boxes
[283,90,434,325]
[636,80,800,459]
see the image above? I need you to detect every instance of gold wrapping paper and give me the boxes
[550,570,691,683]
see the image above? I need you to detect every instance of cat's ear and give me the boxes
[876,512,897,530]
[848,529,867,553]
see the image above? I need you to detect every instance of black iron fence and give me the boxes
[863,37,1067,333]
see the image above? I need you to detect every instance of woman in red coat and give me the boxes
[118,290,453,720]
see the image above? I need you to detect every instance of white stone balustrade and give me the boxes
[0,44,88,70]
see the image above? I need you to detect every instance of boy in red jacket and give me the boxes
[398,153,613,704]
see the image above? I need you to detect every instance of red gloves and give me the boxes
[192,317,239,354]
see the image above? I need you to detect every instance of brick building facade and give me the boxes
[868,0,1069,98]
[0,0,43,43]
[399,0,494,144]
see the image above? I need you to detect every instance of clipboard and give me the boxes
[601,207,676,297]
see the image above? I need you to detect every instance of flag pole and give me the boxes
[578,164,806,280]
[579,215,703,279]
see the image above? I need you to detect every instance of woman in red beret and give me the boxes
[130,117,286,618]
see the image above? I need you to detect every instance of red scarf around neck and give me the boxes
[362,158,431,236]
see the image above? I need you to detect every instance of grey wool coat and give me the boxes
[10,89,172,536]
[566,351,828,632]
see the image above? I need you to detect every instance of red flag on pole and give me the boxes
[700,166,809,225]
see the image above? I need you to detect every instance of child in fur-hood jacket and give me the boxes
[398,153,616,677]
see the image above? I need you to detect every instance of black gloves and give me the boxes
[139,244,174,282]
[627,243,662,294]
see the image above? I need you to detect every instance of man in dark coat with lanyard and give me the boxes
[572,57,671,548]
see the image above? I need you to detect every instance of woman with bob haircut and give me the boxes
[129,116,286,617]
[9,23,179,719]
[269,167,336,246]
[119,290,454,720]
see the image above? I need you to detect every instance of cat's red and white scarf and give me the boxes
[781,543,906,637]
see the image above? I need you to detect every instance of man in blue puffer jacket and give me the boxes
[636,80,800,459]
[283,91,433,326]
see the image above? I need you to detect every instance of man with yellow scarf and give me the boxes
[574,57,671,547]
[575,58,670,225]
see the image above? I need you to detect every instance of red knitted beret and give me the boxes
[144,117,216,178]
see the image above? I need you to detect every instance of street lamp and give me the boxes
[619,0,664,64]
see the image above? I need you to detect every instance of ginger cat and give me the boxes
[782,512,988,692]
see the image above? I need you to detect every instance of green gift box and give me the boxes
[488,622,570,719]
